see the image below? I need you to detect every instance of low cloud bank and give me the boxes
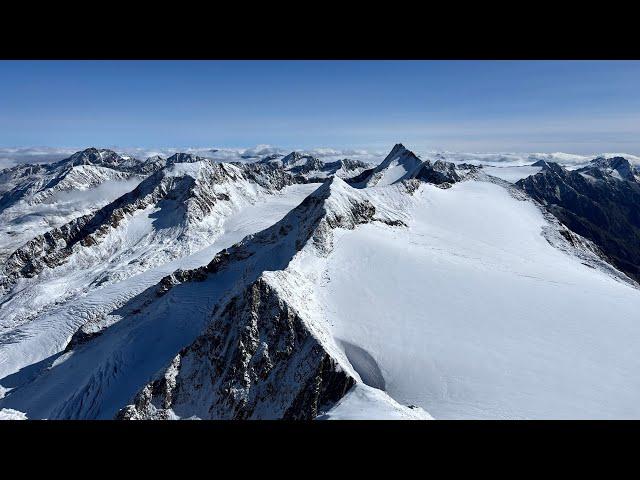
[3,145,640,171]
[0,145,386,170]
[0,147,79,169]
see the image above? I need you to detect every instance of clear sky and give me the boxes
[1,60,639,154]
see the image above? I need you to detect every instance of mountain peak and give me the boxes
[57,148,123,167]
[381,143,419,164]
[531,159,550,168]
[279,151,319,167]
[166,153,208,165]
[583,156,637,182]
[389,143,408,155]
[361,143,423,186]
[306,176,353,204]
[531,160,565,176]
[280,151,302,164]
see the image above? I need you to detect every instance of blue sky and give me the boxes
[1,60,639,154]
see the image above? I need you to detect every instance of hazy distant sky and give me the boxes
[1,60,639,154]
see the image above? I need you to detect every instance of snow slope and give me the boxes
[482,165,542,183]
[0,160,305,331]
[2,143,640,420]
[0,171,144,262]
[318,384,431,420]
[0,183,319,390]
[305,180,640,419]
[0,408,27,420]
[114,177,423,420]
[362,144,424,186]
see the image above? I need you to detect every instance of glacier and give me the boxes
[0,144,639,420]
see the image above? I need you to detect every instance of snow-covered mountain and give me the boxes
[1,143,639,420]
[0,148,153,262]
[258,151,372,181]
[352,144,479,188]
[0,156,309,333]
[517,157,640,283]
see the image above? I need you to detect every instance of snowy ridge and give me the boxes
[116,178,414,419]
[580,156,640,182]
[0,148,150,262]
[0,176,413,419]
[306,177,640,419]
[257,151,372,182]
[361,143,424,186]
[0,148,144,212]
[354,143,480,189]
[480,171,637,287]
[0,159,303,332]
[0,184,317,381]
[2,143,640,420]
[517,160,640,283]
[0,184,320,418]
[118,271,356,420]
[0,408,27,420]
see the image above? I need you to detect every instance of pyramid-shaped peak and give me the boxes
[531,159,551,168]
[361,143,423,187]
[389,143,410,155]
[381,143,420,164]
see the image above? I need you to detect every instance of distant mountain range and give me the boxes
[1,144,639,420]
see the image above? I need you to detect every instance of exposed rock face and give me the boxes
[116,177,396,420]
[0,150,228,216]
[358,143,423,187]
[0,160,300,291]
[531,159,550,168]
[165,153,208,165]
[257,151,372,182]
[7,143,640,421]
[350,143,477,188]
[277,151,315,168]
[0,168,188,289]
[32,148,138,173]
[578,156,640,182]
[117,276,355,420]
[197,176,386,265]
[60,174,392,387]
[0,148,144,214]
[414,159,462,186]
[345,167,376,185]
[517,159,640,282]
[240,162,300,190]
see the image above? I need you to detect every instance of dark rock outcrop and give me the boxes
[349,144,477,188]
[115,177,393,419]
[414,159,462,185]
[0,161,300,290]
[516,159,640,282]
[578,156,639,183]
[117,277,355,420]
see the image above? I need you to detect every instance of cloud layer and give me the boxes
[2,145,640,172]
[0,145,387,170]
